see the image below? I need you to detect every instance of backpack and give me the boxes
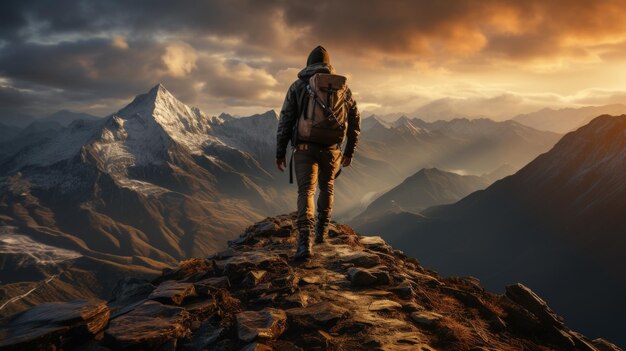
[297,73,349,145]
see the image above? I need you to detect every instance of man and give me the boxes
[276,45,361,259]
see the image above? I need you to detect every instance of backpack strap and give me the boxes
[306,84,345,130]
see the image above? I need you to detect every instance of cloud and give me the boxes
[111,35,129,50]
[2,0,626,117]
[162,41,197,77]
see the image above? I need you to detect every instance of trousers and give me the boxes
[293,142,342,232]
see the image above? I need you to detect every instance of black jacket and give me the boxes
[275,62,361,159]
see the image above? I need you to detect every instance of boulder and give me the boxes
[148,280,197,305]
[194,276,231,296]
[236,308,287,342]
[410,311,443,327]
[347,267,378,286]
[339,251,381,268]
[347,266,390,286]
[389,279,415,299]
[242,270,267,287]
[505,283,562,327]
[104,300,190,350]
[286,302,349,329]
[0,299,109,350]
[240,342,273,351]
[368,299,402,312]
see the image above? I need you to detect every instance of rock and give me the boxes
[347,266,390,286]
[347,267,378,286]
[108,278,155,318]
[286,302,349,329]
[592,338,623,351]
[0,299,109,350]
[223,252,282,281]
[389,279,414,299]
[283,292,310,308]
[368,299,402,312]
[242,270,267,287]
[148,280,197,305]
[194,276,231,296]
[240,342,273,351]
[155,258,214,284]
[401,301,424,312]
[339,251,381,268]
[183,325,223,350]
[236,308,287,342]
[505,283,562,326]
[104,300,190,350]
[410,311,443,327]
[299,275,322,285]
[256,221,281,236]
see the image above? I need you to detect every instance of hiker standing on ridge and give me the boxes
[276,45,361,260]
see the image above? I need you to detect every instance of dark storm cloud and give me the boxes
[1,0,626,116]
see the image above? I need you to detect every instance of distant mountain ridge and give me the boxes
[512,104,626,133]
[362,114,626,346]
[351,168,491,226]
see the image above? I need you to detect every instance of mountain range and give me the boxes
[512,104,626,133]
[0,84,568,322]
[351,168,491,226]
[0,85,291,317]
[359,114,626,345]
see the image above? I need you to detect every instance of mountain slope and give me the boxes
[363,114,626,345]
[512,104,626,133]
[0,84,290,315]
[44,110,101,126]
[351,168,490,225]
[0,215,620,351]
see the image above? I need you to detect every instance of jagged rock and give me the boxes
[194,276,231,296]
[240,342,273,351]
[223,251,283,281]
[104,300,190,349]
[368,299,402,311]
[155,258,214,284]
[108,278,155,318]
[148,280,197,305]
[4,215,618,350]
[505,283,563,326]
[0,299,109,350]
[410,311,443,327]
[184,324,223,350]
[339,250,381,268]
[287,302,349,329]
[283,291,310,308]
[242,270,267,287]
[592,338,623,351]
[236,308,287,342]
[347,266,390,286]
[347,267,378,286]
[389,279,415,299]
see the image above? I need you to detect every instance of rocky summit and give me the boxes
[0,214,620,351]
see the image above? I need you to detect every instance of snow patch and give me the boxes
[0,227,82,266]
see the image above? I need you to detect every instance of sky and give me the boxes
[2,0,626,120]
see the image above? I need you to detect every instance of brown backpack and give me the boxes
[297,73,349,145]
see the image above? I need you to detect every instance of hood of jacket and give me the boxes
[298,46,335,80]
[297,62,335,80]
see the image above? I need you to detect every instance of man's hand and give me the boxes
[276,157,286,172]
[341,156,352,167]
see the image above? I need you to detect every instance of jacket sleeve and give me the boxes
[276,82,299,159]
[343,88,361,158]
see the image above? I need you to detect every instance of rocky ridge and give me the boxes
[0,215,620,351]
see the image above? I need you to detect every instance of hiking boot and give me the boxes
[295,230,313,260]
[314,224,328,244]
